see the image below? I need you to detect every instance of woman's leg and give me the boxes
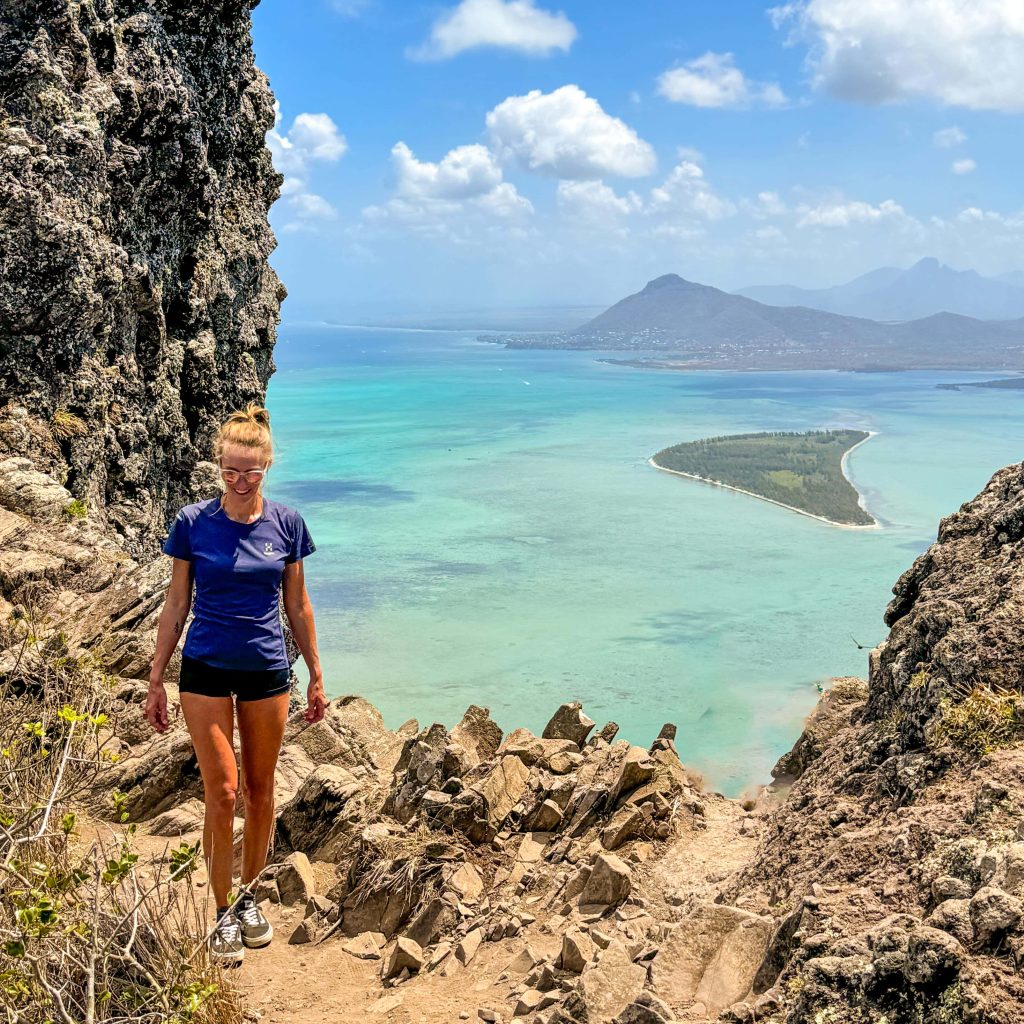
[236,692,290,887]
[179,693,237,909]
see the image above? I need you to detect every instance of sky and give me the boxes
[251,0,1024,320]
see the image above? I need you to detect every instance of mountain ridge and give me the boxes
[737,257,1024,322]
[492,272,1024,371]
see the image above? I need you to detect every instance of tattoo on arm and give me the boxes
[174,619,182,636]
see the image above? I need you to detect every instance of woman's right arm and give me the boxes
[146,557,194,733]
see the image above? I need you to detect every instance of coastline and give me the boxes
[649,430,880,530]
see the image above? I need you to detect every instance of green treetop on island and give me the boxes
[651,429,875,527]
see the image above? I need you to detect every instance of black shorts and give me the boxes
[178,655,292,702]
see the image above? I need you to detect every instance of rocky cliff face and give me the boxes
[0,0,285,557]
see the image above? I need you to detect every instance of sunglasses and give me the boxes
[221,468,267,484]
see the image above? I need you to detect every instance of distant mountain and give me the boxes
[492,273,1024,372]
[997,270,1024,290]
[737,258,1024,322]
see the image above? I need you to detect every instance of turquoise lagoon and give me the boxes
[264,326,1023,795]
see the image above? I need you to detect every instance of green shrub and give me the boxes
[0,603,243,1024]
[930,685,1021,760]
[63,499,88,520]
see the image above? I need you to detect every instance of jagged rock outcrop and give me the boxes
[868,461,1024,756]
[0,0,286,556]
[721,461,1024,1023]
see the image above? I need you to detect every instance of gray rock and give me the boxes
[903,926,964,985]
[559,928,596,973]
[931,875,973,902]
[450,705,503,769]
[926,899,973,946]
[543,703,596,747]
[288,919,317,945]
[457,928,484,965]
[276,852,316,906]
[384,936,424,979]
[341,932,387,960]
[579,853,632,908]
[0,3,284,556]
[969,885,1023,944]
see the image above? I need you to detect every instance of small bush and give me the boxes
[0,603,243,1024]
[63,499,88,520]
[50,410,87,442]
[930,685,1021,761]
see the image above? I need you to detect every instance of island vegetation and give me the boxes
[651,429,876,527]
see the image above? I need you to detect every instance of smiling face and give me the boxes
[219,442,271,498]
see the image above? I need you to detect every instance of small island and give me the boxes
[650,429,877,528]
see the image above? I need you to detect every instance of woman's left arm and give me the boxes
[282,561,328,723]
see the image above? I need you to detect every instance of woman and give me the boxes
[145,402,328,965]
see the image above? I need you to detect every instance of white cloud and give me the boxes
[649,160,736,221]
[362,141,532,240]
[280,193,339,235]
[772,0,1024,111]
[392,141,504,200]
[486,84,656,179]
[268,112,347,176]
[557,180,642,226]
[951,157,977,175]
[267,110,346,233]
[746,190,788,218]
[796,198,909,228]
[933,125,966,148]
[329,0,369,16]
[413,0,576,59]
[657,52,787,109]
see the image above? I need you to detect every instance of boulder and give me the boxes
[342,932,387,960]
[693,915,772,1016]
[385,936,424,979]
[548,751,585,775]
[931,875,972,902]
[982,843,1024,894]
[543,703,595,746]
[613,992,677,1023]
[456,928,484,966]
[903,926,963,986]
[275,764,363,860]
[450,705,503,769]
[926,899,973,946]
[473,756,531,831]
[514,990,548,1017]
[148,799,204,836]
[609,747,656,805]
[405,897,454,948]
[570,940,646,1022]
[969,886,1023,944]
[559,928,596,973]
[579,853,632,908]
[503,729,579,768]
[651,903,769,1012]
[448,861,485,903]
[288,919,317,945]
[276,852,316,906]
[341,879,420,940]
[531,799,563,832]
[601,806,645,851]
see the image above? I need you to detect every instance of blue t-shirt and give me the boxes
[162,496,316,671]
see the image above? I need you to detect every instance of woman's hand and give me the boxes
[305,674,329,723]
[145,679,170,733]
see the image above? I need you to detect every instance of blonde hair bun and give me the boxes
[214,401,273,463]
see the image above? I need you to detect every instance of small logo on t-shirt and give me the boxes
[264,542,274,555]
